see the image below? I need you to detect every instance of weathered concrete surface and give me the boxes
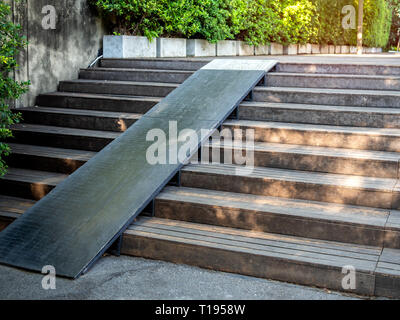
[0,255,364,300]
[8,0,105,107]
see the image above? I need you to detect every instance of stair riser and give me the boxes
[7,153,86,174]
[155,199,388,247]
[11,131,114,152]
[276,63,400,76]
[205,146,398,178]
[253,89,400,108]
[267,75,400,91]
[121,233,375,296]
[223,124,400,152]
[80,70,191,84]
[59,82,176,97]
[239,105,400,129]
[180,171,398,209]
[36,95,157,114]
[0,179,55,201]
[100,59,207,71]
[19,110,138,132]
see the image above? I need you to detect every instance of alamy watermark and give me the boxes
[342,265,356,290]
[41,5,57,30]
[41,265,56,290]
[342,5,356,30]
[146,121,255,174]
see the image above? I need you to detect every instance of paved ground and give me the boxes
[0,255,366,300]
[172,53,400,65]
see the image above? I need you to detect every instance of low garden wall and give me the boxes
[103,35,383,58]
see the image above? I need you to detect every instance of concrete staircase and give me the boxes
[2,58,400,298]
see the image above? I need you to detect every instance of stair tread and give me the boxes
[158,186,390,227]
[240,101,400,114]
[38,91,162,102]
[270,72,400,80]
[11,123,120,138]
[256,86,400,96]
[8,143,96,161]
[126,217,381,271]
[207,140,400,161]
[62,79,180,88]
[0,195,35,219]
[182,163,397,192]
[20,107,143,119]
[81,67,194,74]
[1,167,68,185]
[224,120,400,137]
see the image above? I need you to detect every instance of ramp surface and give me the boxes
[0,59,277,278]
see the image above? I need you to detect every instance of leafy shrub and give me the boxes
[312,0,391,47]
[228,0,282,46]
[388,0,400,49]
[92,0,233,42]
[92,0,392,47]
[0,2,29,177]
[363,0,392,48]
[279,0,318,44]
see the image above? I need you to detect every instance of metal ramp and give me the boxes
[0,59,277,278]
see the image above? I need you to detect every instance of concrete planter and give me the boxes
[298,44,312,54]
[329,45,335,54]
[157,38,186,57]
[320,44,329,54]
[270,43,284,55]
[187,39,216,57]
[237,41,255,56]
[341,45,350,54]
[255,44,270,56]
[217,40,237,56]
[335,46,342,54]
[284,44,298,55]
[103,35,157,58]
[311,44,320,54]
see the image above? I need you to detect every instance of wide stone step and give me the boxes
[36,92,160,114]
[223,120,400,152]
[59,79,178,97]
[18,107,141,132]
[155,186,400,247]
[180,164,400,209]
[0,168,67,200]
[79,68,193,84]
[100,58,208,71]
[0,195,35,231]
[123,216,387,297]
[275,62,400,76]
[268,73,400,91]
[239,102,400,128]
[204,141,400,178]
[253,87,400,108]
[7,143,95,174]
[11,124,119,151]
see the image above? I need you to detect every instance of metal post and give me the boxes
[357,0,364,55]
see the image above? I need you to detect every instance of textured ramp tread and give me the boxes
[0,59,277,278]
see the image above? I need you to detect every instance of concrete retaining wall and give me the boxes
[7,0,105,108]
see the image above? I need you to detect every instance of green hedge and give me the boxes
[91,0,392,47]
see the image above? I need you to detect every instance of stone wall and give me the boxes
[6,0,105,107]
